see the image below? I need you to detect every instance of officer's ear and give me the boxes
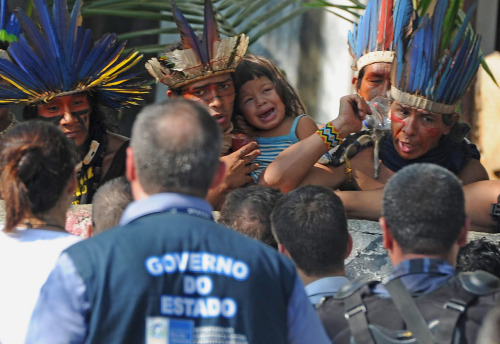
[277,243,291,258]
[457,216,470,247]
[345,233,353,259]
[209,161,226,191]
[380,217,394,251]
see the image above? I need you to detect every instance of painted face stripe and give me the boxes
[425,127,442,137]
[390,112,405,124]
[70,109,90,127]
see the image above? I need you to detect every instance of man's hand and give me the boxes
[332,94,371,138]
[207,141,260,210]
[221,141,260,189]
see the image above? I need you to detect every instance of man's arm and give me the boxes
[207,141,260,210]
[259,94,370,193]
[336,189,384,221]
[287,275,331,344]
[25,253,89,344]
[464,180,500,232]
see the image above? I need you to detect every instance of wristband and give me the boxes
[316,122,343,150]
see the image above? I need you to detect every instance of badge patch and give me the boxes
[146,317,194,344]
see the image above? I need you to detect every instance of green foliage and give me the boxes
[74,0,321,54]
[303,0,365,22]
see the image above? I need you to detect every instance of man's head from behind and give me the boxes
[129,98,222,198]
[91,176,133,235]
[456,238,500,279]
[219,185,282,249]
[381,163,467,259]
[271,185,350,278]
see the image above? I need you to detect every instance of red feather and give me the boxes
[377,0,394,50]
[202,0,220,61]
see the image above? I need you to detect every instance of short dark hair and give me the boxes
[456,238,500,278]
[271,185,349,276]
[0,121,77,231]
[130,98,222,197]
[92,176,133,235]
[219,185,282,248]
[382,163,465,254]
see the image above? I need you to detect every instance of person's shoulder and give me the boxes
[295,114,318,140]
[66,224,123,252]
[457,158,489,185]
[106,132,129,155]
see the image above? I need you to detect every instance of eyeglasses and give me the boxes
[181,82,235,103]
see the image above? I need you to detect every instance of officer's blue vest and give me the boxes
[66,212,296,344]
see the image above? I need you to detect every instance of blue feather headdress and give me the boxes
[146,0,249,89]
[0,0,149,108]
[348,0,398,72]
[391,0,482,114]
[0,0,20,59]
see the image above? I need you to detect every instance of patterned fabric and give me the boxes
[379,131,480,174]
[72,126,128,204]
[316,121,343,150]
[251,115,306,182]
[372,258,455,297]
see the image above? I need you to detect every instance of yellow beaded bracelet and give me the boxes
[316,122,343,150]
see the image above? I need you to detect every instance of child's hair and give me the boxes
[0,121,77,232]
[233,54,306,132]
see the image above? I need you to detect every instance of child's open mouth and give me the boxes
[259,108,275,121]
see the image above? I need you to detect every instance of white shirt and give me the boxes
[0,228,81,344]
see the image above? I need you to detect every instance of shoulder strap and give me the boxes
[343,284,376,344]
[384,278,437,344]
[289,114,306,137]
[433,273,489,344]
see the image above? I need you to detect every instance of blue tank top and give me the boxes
[251,114,308,182]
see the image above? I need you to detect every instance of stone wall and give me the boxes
[1,201,498,281]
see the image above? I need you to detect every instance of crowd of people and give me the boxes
[0,0,500,343]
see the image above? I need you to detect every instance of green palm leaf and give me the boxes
[75,0,367,54]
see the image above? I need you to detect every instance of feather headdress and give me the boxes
[146,0,249,89]
[0,0,149,108]
[348,0,397,72]
[391,0,482,114]
[0,0,20,60]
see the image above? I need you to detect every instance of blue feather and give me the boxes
[66,0,82,68]
[0,50,42,91]
[14,9,50,60]
[33,0,62,61]
[348,26,356,56]
[356,13,364,58]
[78,34,117,79]
[0,0,6,31]
[450,2,476,55]
[53,0,68,47]
[431,0,446,64]
[393,0,413,85]
[363,0,372,54]
[72,28,92,77]
[368,0,379,53]
[8,40,53,87]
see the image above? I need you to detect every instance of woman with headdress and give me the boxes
[0,121,81,344]
[0,0,149,204]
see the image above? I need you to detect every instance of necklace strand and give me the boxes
[0,113,17,135]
